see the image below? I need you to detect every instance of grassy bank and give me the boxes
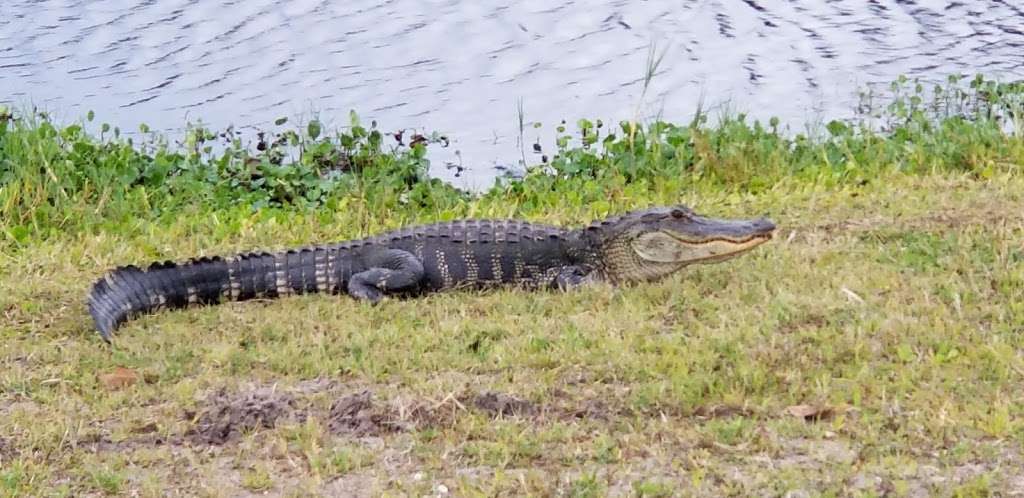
[1,76,1023,496]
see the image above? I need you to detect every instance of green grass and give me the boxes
[1,172,1022,496]
[1,75,1023,495]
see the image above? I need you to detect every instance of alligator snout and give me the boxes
[752,217,776,235]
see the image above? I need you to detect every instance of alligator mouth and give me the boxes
[671,232,774,245]
[662,229,775,265]
[695,238,771,264]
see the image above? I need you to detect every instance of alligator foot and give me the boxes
[552,265,593,291]
[347,281,384,303]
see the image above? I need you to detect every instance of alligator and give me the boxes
[88,205,775,341]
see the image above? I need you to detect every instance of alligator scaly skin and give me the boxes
[88,206,777,341]
[88,219,598,340]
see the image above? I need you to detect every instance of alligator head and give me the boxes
[582,205,776,283]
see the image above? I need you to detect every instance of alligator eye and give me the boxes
[670,209,687,219]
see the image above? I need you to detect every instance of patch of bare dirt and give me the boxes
[175,382,456,446]
[186,387,297,445]
[325,386,634,431]
[544,385,634,422]
[327,390,451,436]
[0,436,15,462]
[779,438,858,466]
[691,404,756,419]
[559,397,620,421]
[327,390,399,436]
[471,391,535,417]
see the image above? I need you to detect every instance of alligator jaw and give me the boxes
[665,230,774,265]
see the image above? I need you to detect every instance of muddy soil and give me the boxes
[326,390,406,436]
[0,436,14,462]
[187,387,297,445]
[470,391,535,417]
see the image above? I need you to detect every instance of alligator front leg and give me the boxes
[552,265,597,291]
[347,249,425,303]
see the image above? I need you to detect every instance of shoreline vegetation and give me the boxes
[1,75,1023,495]
[2,74,1022,247]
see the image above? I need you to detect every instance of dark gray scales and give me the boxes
[87,206,777,342]
[88,219,594,341]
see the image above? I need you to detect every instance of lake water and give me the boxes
[3,0,1023,188]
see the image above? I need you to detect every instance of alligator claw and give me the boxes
[347,284,383,303]
[554,266,590,291]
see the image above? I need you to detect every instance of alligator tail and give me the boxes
[88,248,341,342]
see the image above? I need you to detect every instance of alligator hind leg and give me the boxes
[347,249,425,303]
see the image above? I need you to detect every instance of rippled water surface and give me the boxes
[3,0,1023,187]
